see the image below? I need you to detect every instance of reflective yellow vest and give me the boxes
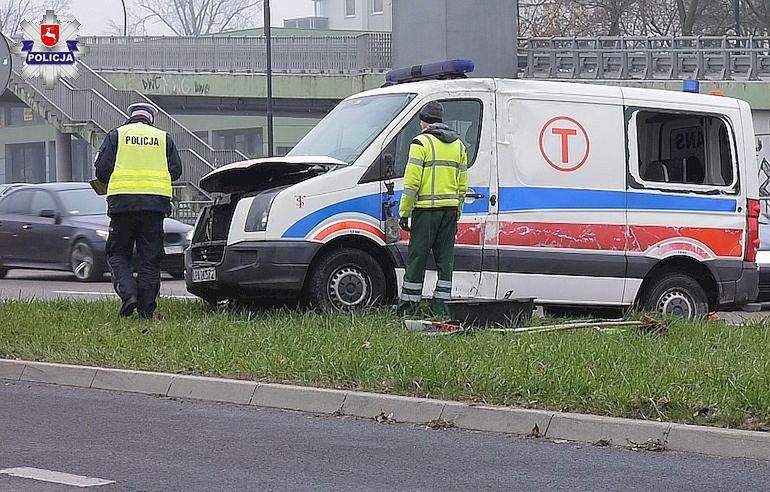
[107,123,172,198]
[399,132,468,218]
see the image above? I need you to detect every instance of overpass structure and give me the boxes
[6,34,770,220]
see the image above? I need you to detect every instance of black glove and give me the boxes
[399,217,410,232]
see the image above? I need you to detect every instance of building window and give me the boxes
[346,0,356,16]
[371,0,383,14]
[211,128,263,158]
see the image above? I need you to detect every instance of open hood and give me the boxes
[199,156,346,194]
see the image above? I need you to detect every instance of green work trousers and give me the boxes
[398,208,458,317]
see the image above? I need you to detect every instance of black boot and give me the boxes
[120,296,138,318]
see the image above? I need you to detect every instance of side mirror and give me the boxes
[40,209,58,221]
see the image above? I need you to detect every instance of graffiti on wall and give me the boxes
[140,75,211,95]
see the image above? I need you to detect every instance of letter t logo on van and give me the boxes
[551,127,578,164]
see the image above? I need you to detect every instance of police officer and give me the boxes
[397,101,468,317]
[95,103,182,319]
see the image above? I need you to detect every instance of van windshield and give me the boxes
[288,93,415,164]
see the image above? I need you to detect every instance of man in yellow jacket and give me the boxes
[397,101,468,317]
[95,103,182,319]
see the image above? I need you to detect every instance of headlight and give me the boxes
[96,229,109,240]
[245,188,282,232]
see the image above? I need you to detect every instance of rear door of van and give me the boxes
[494,84,628,305]
[622,89,746,305]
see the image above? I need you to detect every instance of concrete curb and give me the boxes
[2,358,769,461]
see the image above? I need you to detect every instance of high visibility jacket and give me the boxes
[399,132,468,218]
[107,123,172,198]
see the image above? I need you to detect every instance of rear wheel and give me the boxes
[0,267,7,279]
[306,248,386,312]
[70,241,103,282]
[641,273,709,319]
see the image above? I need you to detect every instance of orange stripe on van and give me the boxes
[314,221,386,242]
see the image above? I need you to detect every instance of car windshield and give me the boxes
[288,93,415,164]
[59,189,107,216]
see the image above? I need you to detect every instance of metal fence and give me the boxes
[517,36,770,80]
[79,33,393,74]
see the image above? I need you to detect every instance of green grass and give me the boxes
[1,299,769,430]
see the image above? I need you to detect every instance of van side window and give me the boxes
[381,99,483,179]
[635,111,736,188]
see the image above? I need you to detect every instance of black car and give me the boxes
[0,182,192,281]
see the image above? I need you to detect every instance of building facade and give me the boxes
[310,0,392,31]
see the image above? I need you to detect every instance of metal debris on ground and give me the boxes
[404,319,468,335]
[373,412,395,423]
[426,419,455,431]
[488,315,669,336]
[627,438,667,452]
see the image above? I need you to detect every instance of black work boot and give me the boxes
[119,296,138,318]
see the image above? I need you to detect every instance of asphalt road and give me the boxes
[1,382,769,491]
[0,270,192,301]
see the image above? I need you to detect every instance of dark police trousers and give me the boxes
[106,212,164,318]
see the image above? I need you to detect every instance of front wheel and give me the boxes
[640,273,709,319]
[306,248,387,312]
[70,241,103,282]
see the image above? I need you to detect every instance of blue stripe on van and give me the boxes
[282,188,490,239]
[498,187,737,213]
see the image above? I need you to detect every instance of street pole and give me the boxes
[120,0,127,35]
[265,0,274,157]
[734,0,741,36]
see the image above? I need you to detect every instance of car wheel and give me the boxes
[306,248,386,312]
[641,273,709,319]
[0,267,7,279]
[167,269,185,280]
[70,241,103,282]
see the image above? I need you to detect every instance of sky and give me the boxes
[68,0,316,36]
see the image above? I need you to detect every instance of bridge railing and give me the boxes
[517,36,770,80]
[79,34,393,74]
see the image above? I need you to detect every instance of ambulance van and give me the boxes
[186,60,760,318]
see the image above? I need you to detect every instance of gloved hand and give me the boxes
[399,217,410,232]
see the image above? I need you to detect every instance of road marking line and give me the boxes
[0,467,114,487]
[50,291,198,300]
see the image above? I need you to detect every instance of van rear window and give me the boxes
[635,111,735,188]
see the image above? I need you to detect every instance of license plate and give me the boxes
[164,245,185,255]
[191,267,216,283]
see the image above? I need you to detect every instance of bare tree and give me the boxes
[0,0,71,36]
[129,0,262,36]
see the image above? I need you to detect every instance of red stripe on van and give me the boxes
[314,221,386,242]
[496,222,742,257]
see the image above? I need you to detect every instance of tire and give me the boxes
[640,273,709,319]
[167,269,185,280]
[0,267,7,279]
[306,248,387,312]
[70,241,103,282]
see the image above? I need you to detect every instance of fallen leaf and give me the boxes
[528,424,541,438]
[426,419,455,431]
[627,438,667,452]
[374,412,395,423]
[361,341,372,349]
[593,439,611,447]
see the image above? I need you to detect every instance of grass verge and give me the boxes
[1,299,769,430]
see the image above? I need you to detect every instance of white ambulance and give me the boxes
[186,60,760,318]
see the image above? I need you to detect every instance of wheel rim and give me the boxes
[71,244,93,280]
[656,289,695,318]
[328,266,370,310]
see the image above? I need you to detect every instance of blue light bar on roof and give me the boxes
[385,59,475,85]
[682,80,700,93]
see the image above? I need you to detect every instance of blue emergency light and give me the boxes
[682,80,700,93]
[384,59,475,86]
